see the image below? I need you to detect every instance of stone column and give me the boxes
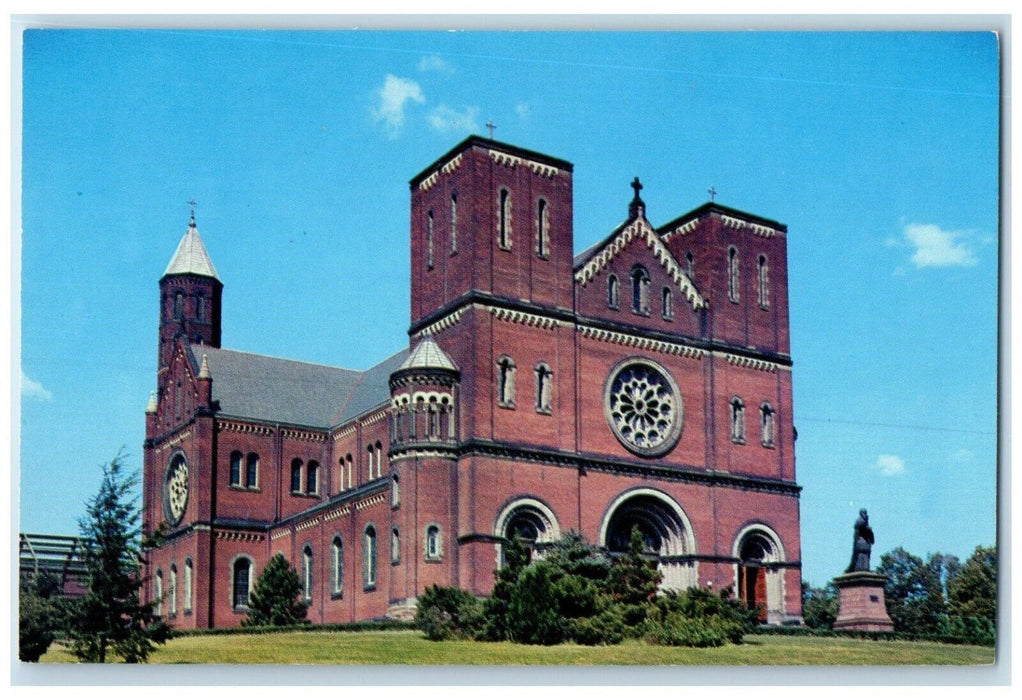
[832,571,894,632]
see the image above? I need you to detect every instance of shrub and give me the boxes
[415,585,485,641]
[645,612,743,648]
[938,615,996,647]
[644,587,758,646]
[19,574,66,662]
[243,553,309,627]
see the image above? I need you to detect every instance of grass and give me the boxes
[38,630,995,665]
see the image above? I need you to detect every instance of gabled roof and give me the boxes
[573,216,706,311]
[163,221,221,281]
[187,345,409,429]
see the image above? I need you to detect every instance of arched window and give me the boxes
[496,355,517,408]
[631,265,650,315]
[607,274,620,309]
[363,525,378,588]
[391,473,400,507]
[686,251,695,280]
[757,254,770,308]
[245,453,259,489]
[290,459,303,493]
[367,445,375,480]
[426,209,435,270]
[731,397,746,443]
[761,403,776,447]
[728,247,740,302]
[196,292,206,322]
[391,527,401,564]
[173,291,184,320]
[375,441,385,476]
[169,564,178,616]
[425,524,442,561]
[536,198,550,258]
[535,363,553,414]
[306,461,319,495]
[498,188,512,249]
[229,451,243,487]
[302,546,313,601]
[232,557,251,609]
[331,536,344,596]
[450,193,458,254]
[183,558,193,613]
[338,457,346,492]
[155,569,164,616]
[346,454,353,489]
[662,287,674,320]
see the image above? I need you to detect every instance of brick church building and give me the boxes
[142,136,803,628]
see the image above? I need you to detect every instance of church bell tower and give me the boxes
[158,211,223,372]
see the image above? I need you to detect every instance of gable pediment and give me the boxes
[574,217,706,311]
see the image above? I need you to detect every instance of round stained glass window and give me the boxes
[164,454,189,526]
[604,358,683,457]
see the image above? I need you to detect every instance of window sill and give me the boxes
[363,584,377,593]
[330,592,344,601]
[732,438,746,446]
[761,442,775,449]
[424,556,443,563]
[536,408,552,416]
[229,485,261,493]
[497,402,516,410]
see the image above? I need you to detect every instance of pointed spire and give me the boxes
[146,391,158,414]
[198,353,211,379]
[628,176,646,220]
[163,214,221,281]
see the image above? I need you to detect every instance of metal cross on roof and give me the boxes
[708,186,717,202]
[631,177,643,199]
[188,199,197,225]
[485,120,496,139]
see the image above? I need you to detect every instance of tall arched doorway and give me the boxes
[733,526,785,624]
[599,489,696,591]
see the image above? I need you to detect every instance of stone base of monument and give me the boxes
[832,571,894,632]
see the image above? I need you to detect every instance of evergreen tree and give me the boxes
[70,454,169,662]
[242,553,309,627]
[480,535,531,641]
[607,526,661,629]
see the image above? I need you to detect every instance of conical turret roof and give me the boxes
[163,219,220,281]
[399,335,458,372]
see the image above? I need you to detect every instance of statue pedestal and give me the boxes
[832,571,894,632]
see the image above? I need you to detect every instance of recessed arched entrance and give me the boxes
[733,525,785,624]
[494,497,561,565]
[599,488,697,591]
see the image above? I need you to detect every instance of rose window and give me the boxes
[604,359,683,457]
[164,455,189,525]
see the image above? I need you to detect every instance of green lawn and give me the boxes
[39,630,995,665]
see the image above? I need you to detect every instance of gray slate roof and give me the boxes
[188,345,409,429]
[164,223,221,281]
[399,335,458,371]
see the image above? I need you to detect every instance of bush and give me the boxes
[645,587,758,646]
[415,585,485,641]
[19,574,66,662]
[939,615,996,647]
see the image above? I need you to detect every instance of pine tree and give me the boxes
[70,453,169,662]
[242,553,309,627]
[607,526,661,629]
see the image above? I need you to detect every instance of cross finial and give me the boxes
[628,177,646,220]
[188,199,197,226]
[708,186,717,203]
[485,120,496,139]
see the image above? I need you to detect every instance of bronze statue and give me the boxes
[845,508,874,573]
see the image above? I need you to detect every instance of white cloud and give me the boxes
[903,222,978,268]
[22,371,52,401]
[428,105,479,134]
[950,448,975,464]
[871,454,905,477]
[418,54,454,74]
[371,75,425,138]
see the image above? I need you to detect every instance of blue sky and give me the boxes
[17,29,999,587]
